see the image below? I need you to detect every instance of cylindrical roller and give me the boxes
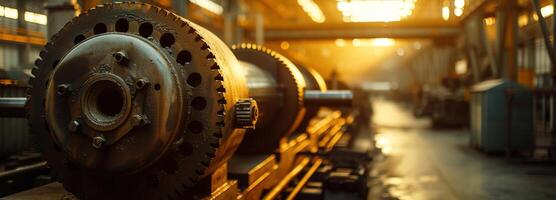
[304,90,353,107]
[232,44,354,153]
[238,61,280,128]
[232,44,307,153]
[0,97,26,117]
[27,3,255,199]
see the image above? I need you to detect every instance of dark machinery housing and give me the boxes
[14,2,355,199]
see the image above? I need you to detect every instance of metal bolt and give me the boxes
[92,136,106,149]
[131,114,150,127]
[131,115,142,126]
[113,51,129,65]
[68,120,80,132]
[57,84,71,95]
[135,79,149,90]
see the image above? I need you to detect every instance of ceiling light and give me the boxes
[298,0,326,23]
[442,6,450,21]
[541,4,554,17]
[190,0,223,15]
[280,41,290,50]
[352,38,396,47]
[335,39,346,47]
[454,0,464,8]
[454,7,463,17]
[337,0,416,23]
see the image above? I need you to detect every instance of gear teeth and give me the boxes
[27,2,241,198]
[233,43,306,107]
[214,74,223,81]
[217,109,225,116]
[210,62,220,70]
[217,98,226,104]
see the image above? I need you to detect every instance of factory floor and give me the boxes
[368,98,556,200]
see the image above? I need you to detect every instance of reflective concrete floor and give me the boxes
[368,98,556,200]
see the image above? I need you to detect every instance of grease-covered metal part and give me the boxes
[27,2,248,199]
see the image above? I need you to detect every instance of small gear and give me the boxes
[234,98,258,129]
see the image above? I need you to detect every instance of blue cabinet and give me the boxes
[470,79,533,153]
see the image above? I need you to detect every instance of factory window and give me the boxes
[0,5,18,19]
[24,11,47,25]
[0,5,47,25]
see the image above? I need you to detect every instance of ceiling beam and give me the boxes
[261,26,461,40]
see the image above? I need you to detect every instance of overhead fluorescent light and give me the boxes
[298,0,326,23]
[541,4,553,17]
[190,0,223,15]
[352,38,395,47]
[442,6,450,21]
[337,0,416,23]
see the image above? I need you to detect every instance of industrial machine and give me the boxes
[413,74,470,128]
[0,2,362,199]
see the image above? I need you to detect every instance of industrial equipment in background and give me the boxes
[0,2,370,200]
[413,73,471,128]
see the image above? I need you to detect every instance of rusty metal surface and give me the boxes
[6,110,350,200]
[27,2,249,199]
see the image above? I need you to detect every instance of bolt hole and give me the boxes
[177,50,192,65]
[74,35,85,45]
[94,23,107,34]
[115,18,129,32]
[139,22,153,37]
[114,53,122,61]
[188,121,203,134]
[160,33,175,48]
[191,96,207,110]
[154,84,161,91]
[187,73,202,87]
[136,80,147,89]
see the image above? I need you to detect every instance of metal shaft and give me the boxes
[0,97,26,118]
[304,90,353,107]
